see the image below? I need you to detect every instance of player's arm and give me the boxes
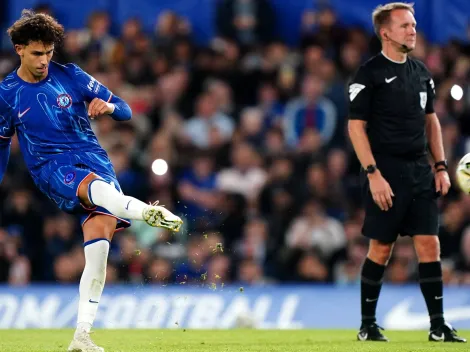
[0,97,14,184]
[0,138,11,184]
[348,66,394,211]
[69,63,132,121]
[88,95,132,121]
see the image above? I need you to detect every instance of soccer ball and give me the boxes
[456,153,470,194]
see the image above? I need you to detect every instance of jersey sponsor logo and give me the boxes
[87,77,96,92]
[18,107,31,118]
[349,83,365,102]
[57,93,72,109]
[87,76,101,94]
[64,171,76,184]
[385,76,397,83]
[420,92,427,110]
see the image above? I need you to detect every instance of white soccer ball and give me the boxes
[456,153,470,194]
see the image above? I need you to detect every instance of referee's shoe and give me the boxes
[357,322,389,342]
[429,322,467,342]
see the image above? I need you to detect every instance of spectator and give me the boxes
[333,237,368,285]
[182,92,235,149]
[295,250,329,282]
[215,0,276,47]
[207,254,231,285]
[144,256,173,284]
[176,152,220,231]
[216,142,267,202]
[284,74,337,147]
[153,11,191,50]
[79,11,116,67]
[285,198,346,260]
[234,216,268,264]
[237,258,267,285]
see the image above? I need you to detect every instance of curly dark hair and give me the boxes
[7,9,65,46]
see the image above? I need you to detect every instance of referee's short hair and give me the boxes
[372,2,415,41]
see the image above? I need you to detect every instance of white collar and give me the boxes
[381,51,406,64]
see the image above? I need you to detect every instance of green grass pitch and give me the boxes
[0,329,469,351]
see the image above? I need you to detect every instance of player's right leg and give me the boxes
[68,214,116,352]
[78,174,183,232]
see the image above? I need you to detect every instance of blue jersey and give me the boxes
[0,61,131,183]
[0,61,132,228]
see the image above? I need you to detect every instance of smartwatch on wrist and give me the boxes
[365,164,377,175]
[434,160,448,170]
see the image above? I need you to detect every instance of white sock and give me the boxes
[76,239,109,334]
[88,179,148,220]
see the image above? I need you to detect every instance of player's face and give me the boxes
[388,9,417,52]
[16,41,54,79]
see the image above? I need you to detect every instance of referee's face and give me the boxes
[388,9,417,52]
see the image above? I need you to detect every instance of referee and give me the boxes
[348,2,466,342]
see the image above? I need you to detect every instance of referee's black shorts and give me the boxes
[361,154,439,244]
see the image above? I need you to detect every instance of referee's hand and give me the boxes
[368,171,395,211]
[435,168,451,197]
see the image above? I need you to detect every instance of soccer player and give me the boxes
[3,10,183,352]
[348,3,466,343]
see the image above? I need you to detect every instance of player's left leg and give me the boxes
[68,214,116,352]
[78,173,182,231]
[413,235,466,342]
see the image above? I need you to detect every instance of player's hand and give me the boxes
[368,171,395,211]
[88,98,114,119]
[435,169,451,196]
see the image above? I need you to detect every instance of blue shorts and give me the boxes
[36,160,131,231]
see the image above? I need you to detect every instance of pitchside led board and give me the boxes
[0,285,469,329]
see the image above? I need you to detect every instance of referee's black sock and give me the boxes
[418,261,445,330]
[361,257,386,326]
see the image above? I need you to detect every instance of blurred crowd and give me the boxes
[1,1,470,287]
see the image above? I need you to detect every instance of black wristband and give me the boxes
[436,168,447,173]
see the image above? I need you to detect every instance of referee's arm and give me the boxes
[426,112,445,165]
[347,66,393,211]
[424,77,450,195]
[347,66,376,169]
[423,78,445,165]
[348,120,376,170]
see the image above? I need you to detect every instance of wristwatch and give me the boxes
[434,160,448,170]
[365,164,377,174]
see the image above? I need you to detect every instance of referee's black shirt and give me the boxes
[348,52,436,158]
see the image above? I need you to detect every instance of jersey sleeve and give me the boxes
[0,94,15,139]
[0,94,13,183]
[425,76,436,114]
[67,63,113,103]
[348,65,373,121]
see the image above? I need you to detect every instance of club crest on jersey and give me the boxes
[420,92,427,110]
[57,93,72,108]
[64,171,76,184]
